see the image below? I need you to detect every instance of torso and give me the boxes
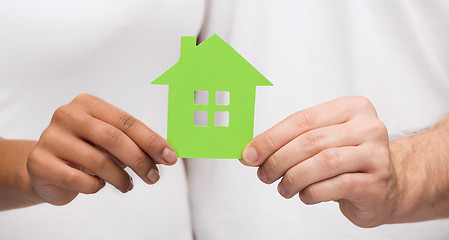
[187,1,449,239]
[0,1,203,239]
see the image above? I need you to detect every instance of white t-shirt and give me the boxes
[186,0,449,239]
[1,0,449,239]
[0,1,203,239]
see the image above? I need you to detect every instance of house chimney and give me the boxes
[181,36,197,59]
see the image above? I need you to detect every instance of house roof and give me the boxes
[151,34,272,87]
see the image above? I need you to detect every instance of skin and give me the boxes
[241,96,449,228]
[0,94,177,210]
[1,94,447,228]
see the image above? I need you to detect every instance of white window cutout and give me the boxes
[215,91,230,105]
[194,91,208,105]
[214,111,229,127]
[194,111,208,126]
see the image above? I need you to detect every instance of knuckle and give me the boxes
[302,131,323,153]
[39,127,59,144]
[73,93,93,104]
[132,156,150,173]
[144,133,159,150]
[293,111,314,131]
[103,127,123,146]
[283,170,298,187]
[351,96,374,110]
[88,152,108,172]
[61,170,79,187]
[367,121,388,138]
[52,105,73,122]
[118,114,137,130]
[265,154,281,177]
[320,149,340,170]
[302,186,319,204]
[262,133,277,150]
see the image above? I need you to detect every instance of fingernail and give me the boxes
[147,168,160,184]
[278,184,287,198]
[257,167,268,183]
[125,177,134,192]
[162,148,177,164]
[244,147,258,163]
[298,192,307,203]
[298,192,303,200]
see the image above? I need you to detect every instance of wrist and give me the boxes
[389,127,449,223]
[0,139,44,210]
[388,134,425,223]
[15,140,45,206]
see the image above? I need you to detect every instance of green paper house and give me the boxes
[152,34,272,159]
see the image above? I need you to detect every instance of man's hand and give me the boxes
[26,94,177,206]
[241,96,398,227]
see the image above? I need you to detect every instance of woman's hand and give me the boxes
[241,96,398,227]
[27,94,177,206]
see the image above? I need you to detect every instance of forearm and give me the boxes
[389,116,449,223]
[0,138,44,211]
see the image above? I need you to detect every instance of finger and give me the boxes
[298,173,369,205]
[73,94,177,165]
[242,96,377,166]
[103,149,127,169]
[32,153,105,194]
[91,144,127,169]
[49,131,133,192]
[74,115,160,185]
[277,147,371,198]
[259,122,363,184]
